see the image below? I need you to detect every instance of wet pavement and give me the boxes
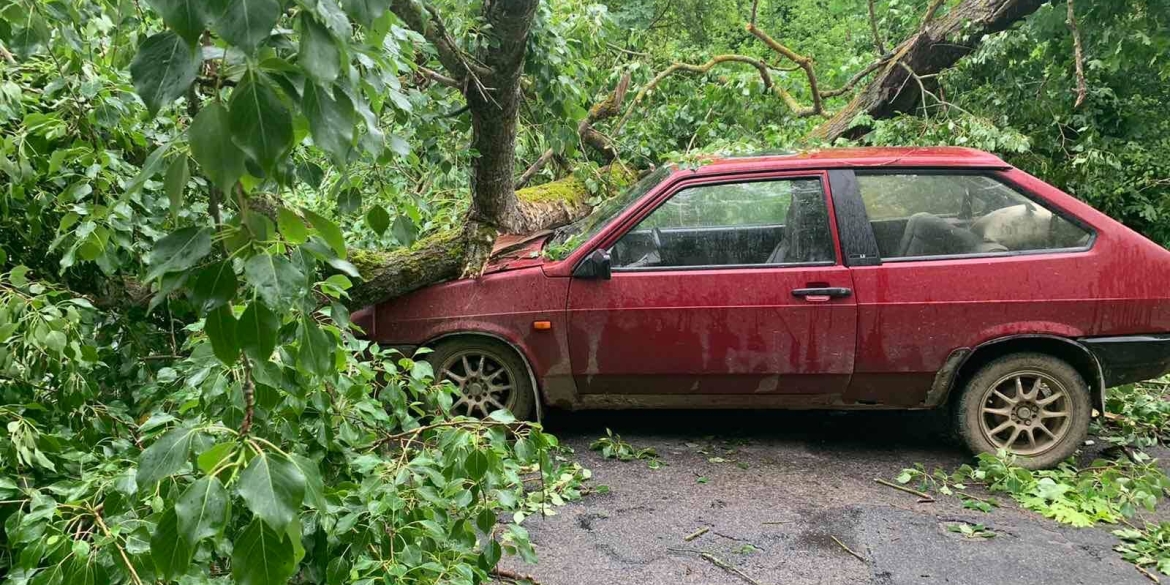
[497,409,1151,585]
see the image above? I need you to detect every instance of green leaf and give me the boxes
[476,508,496,533]
[297,319,334,376]
[244,253,305,308]
[276,207,308,244]
[131,31,200,116]
[189,102,246,190]
[8,14,50,58]
[230,72,293,172]
[197,442,236,474]
[289,454,326,509]
[43,330,67,354]
[144,0,210,43]
[165,156,190,217]
[174,476,229,544]
[302,209,346,258]
[9,265,29,287]
[137,425,200,486]
[302,239,360,277]
[299,15,340,85]
[238,302,279,361]
[336,188,361,215]
[303,82,355,162]
[480,539,502,568]
[145,227,212,281]
[207,0,282,53]
[204,304,239,365]
[326,558,349,585]
[366,205,390,235]
[391,214,417,246]
[464,450,490,481]
[238,451,306,531]
[232,519,297,585]
[314,0,352,36]
[341,0,386,26]
[191,261,238,312]
[151,509,193,580]
[124,142,173,198]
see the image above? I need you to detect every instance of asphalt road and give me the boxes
[497,409,1152,585]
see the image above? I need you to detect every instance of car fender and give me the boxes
[972,321,1086,343]
[926,333,1106,416]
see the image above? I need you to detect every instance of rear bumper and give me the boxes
[1081,334,1170,387]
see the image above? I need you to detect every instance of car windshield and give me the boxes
[546,166,674,256]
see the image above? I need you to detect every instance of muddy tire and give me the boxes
[427,337,536,421]
[954,352,1090,470]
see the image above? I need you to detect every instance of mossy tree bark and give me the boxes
[346,166,634,309]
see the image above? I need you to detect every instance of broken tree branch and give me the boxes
[819,50,896,98]
[747,0,824,116]
[418,66,461,89]
[519,73,632,188]
[613,55,786,134]
[1066,0,1087,108]
[389,0,480,84]
[808,0,1048,142]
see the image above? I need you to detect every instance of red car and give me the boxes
[355,147,1170,468]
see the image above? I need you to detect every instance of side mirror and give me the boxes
[573,249,612,280]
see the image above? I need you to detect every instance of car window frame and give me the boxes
[844,168,1098,264]
[598,170,843,273]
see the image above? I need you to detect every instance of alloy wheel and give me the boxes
[978,369,1071,456]
[439,349,517,418]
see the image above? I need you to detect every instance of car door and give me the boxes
[565,171,858,398]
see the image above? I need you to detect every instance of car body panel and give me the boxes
[355,147,1170,411]
[566,265,858,396]
[562,170,859,399]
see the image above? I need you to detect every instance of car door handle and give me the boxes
[791,287,852,302]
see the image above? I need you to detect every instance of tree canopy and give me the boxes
[0,0,1167,584]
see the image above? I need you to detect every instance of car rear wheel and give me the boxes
[954,353,1090,470]
[428,338,535,420]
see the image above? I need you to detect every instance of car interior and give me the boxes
[863,178,1093,259]
[608,174,1092,269]
[610,183,835,268]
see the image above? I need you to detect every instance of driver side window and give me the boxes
[610,178,835,269]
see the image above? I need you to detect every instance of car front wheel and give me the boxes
[954,352,1091,470]
[428,337,535,420]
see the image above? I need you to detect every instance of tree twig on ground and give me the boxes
[874,478,936,502]
[831,535,868,563]
[493,567,543,584]
[699,552,766,585]
[684,526,710,541]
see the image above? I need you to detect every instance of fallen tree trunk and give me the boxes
[345,0,1050,311]
[347,165,634,309]
[808,0,1047,141]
